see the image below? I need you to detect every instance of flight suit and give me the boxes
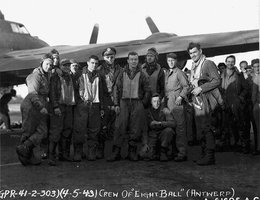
[190,56,221,165]
[164,67,189,160]
[141,63,165,99]
[111,65,150,161]
[49,73,76,162]
[21,67,49,145]
[75,67,106,160]
[221,69,248,151]
[71,70,84,161]
[18,66,50,165]
[96,62,123,158]
[146,106,176,161]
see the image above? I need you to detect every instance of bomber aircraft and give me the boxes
[0,10,259,87]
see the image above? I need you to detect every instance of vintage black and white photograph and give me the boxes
[0,0,259,199]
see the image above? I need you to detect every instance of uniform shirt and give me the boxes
[165,67,189,99]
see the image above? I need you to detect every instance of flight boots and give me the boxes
[16,139,34,166]
[128,145,138,161]
[148,146,159,161]
[59,138,72,162]
[160,147,169,162]
[107,146,121,162]
[48,142,57,166]
[96,142,104,159]
[196,149,215,166]
[73,143,83,162]
[87,144,97,161]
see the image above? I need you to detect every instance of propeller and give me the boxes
[89,23,99,44]
[0,10,5,20]
[145,16,160,34]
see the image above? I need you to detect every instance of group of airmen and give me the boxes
[15,42,260,167]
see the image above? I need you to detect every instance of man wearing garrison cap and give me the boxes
[96,47,123,159]
[48,58,79,165]
[141,47,165,100]
[164,52,189,162]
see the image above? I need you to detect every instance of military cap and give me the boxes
[166,53,177,59]
[102,47,116,56]
[151,92,160,98]
[60,59,71,66]
[50,49,59,55]
[70,59,78,64]
[41,53,52,61]
[147,47,158,56]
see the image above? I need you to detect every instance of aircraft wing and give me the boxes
[0,29,258,86]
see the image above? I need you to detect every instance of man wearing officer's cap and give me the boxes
[48,58,78,165]
[102,47,116,57]
[164,52,189,162]
[96,47,123,159]
[141,47,165,100]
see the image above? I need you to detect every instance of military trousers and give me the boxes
[20,98,48,146]
[113,99,145,147]
[73,102,101,146]
[49,104,73,143]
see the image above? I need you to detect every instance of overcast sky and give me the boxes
[1,0,259,96]
[1,0,259,45]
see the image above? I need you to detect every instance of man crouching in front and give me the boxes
[143,93,176,161]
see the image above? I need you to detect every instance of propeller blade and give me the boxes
[89,23,99,44]
[145,16,160,34]
[0,10,5,20]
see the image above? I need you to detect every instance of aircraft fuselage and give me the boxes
[0,18,49,51]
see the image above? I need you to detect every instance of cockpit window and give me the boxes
[10,23,30,34]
